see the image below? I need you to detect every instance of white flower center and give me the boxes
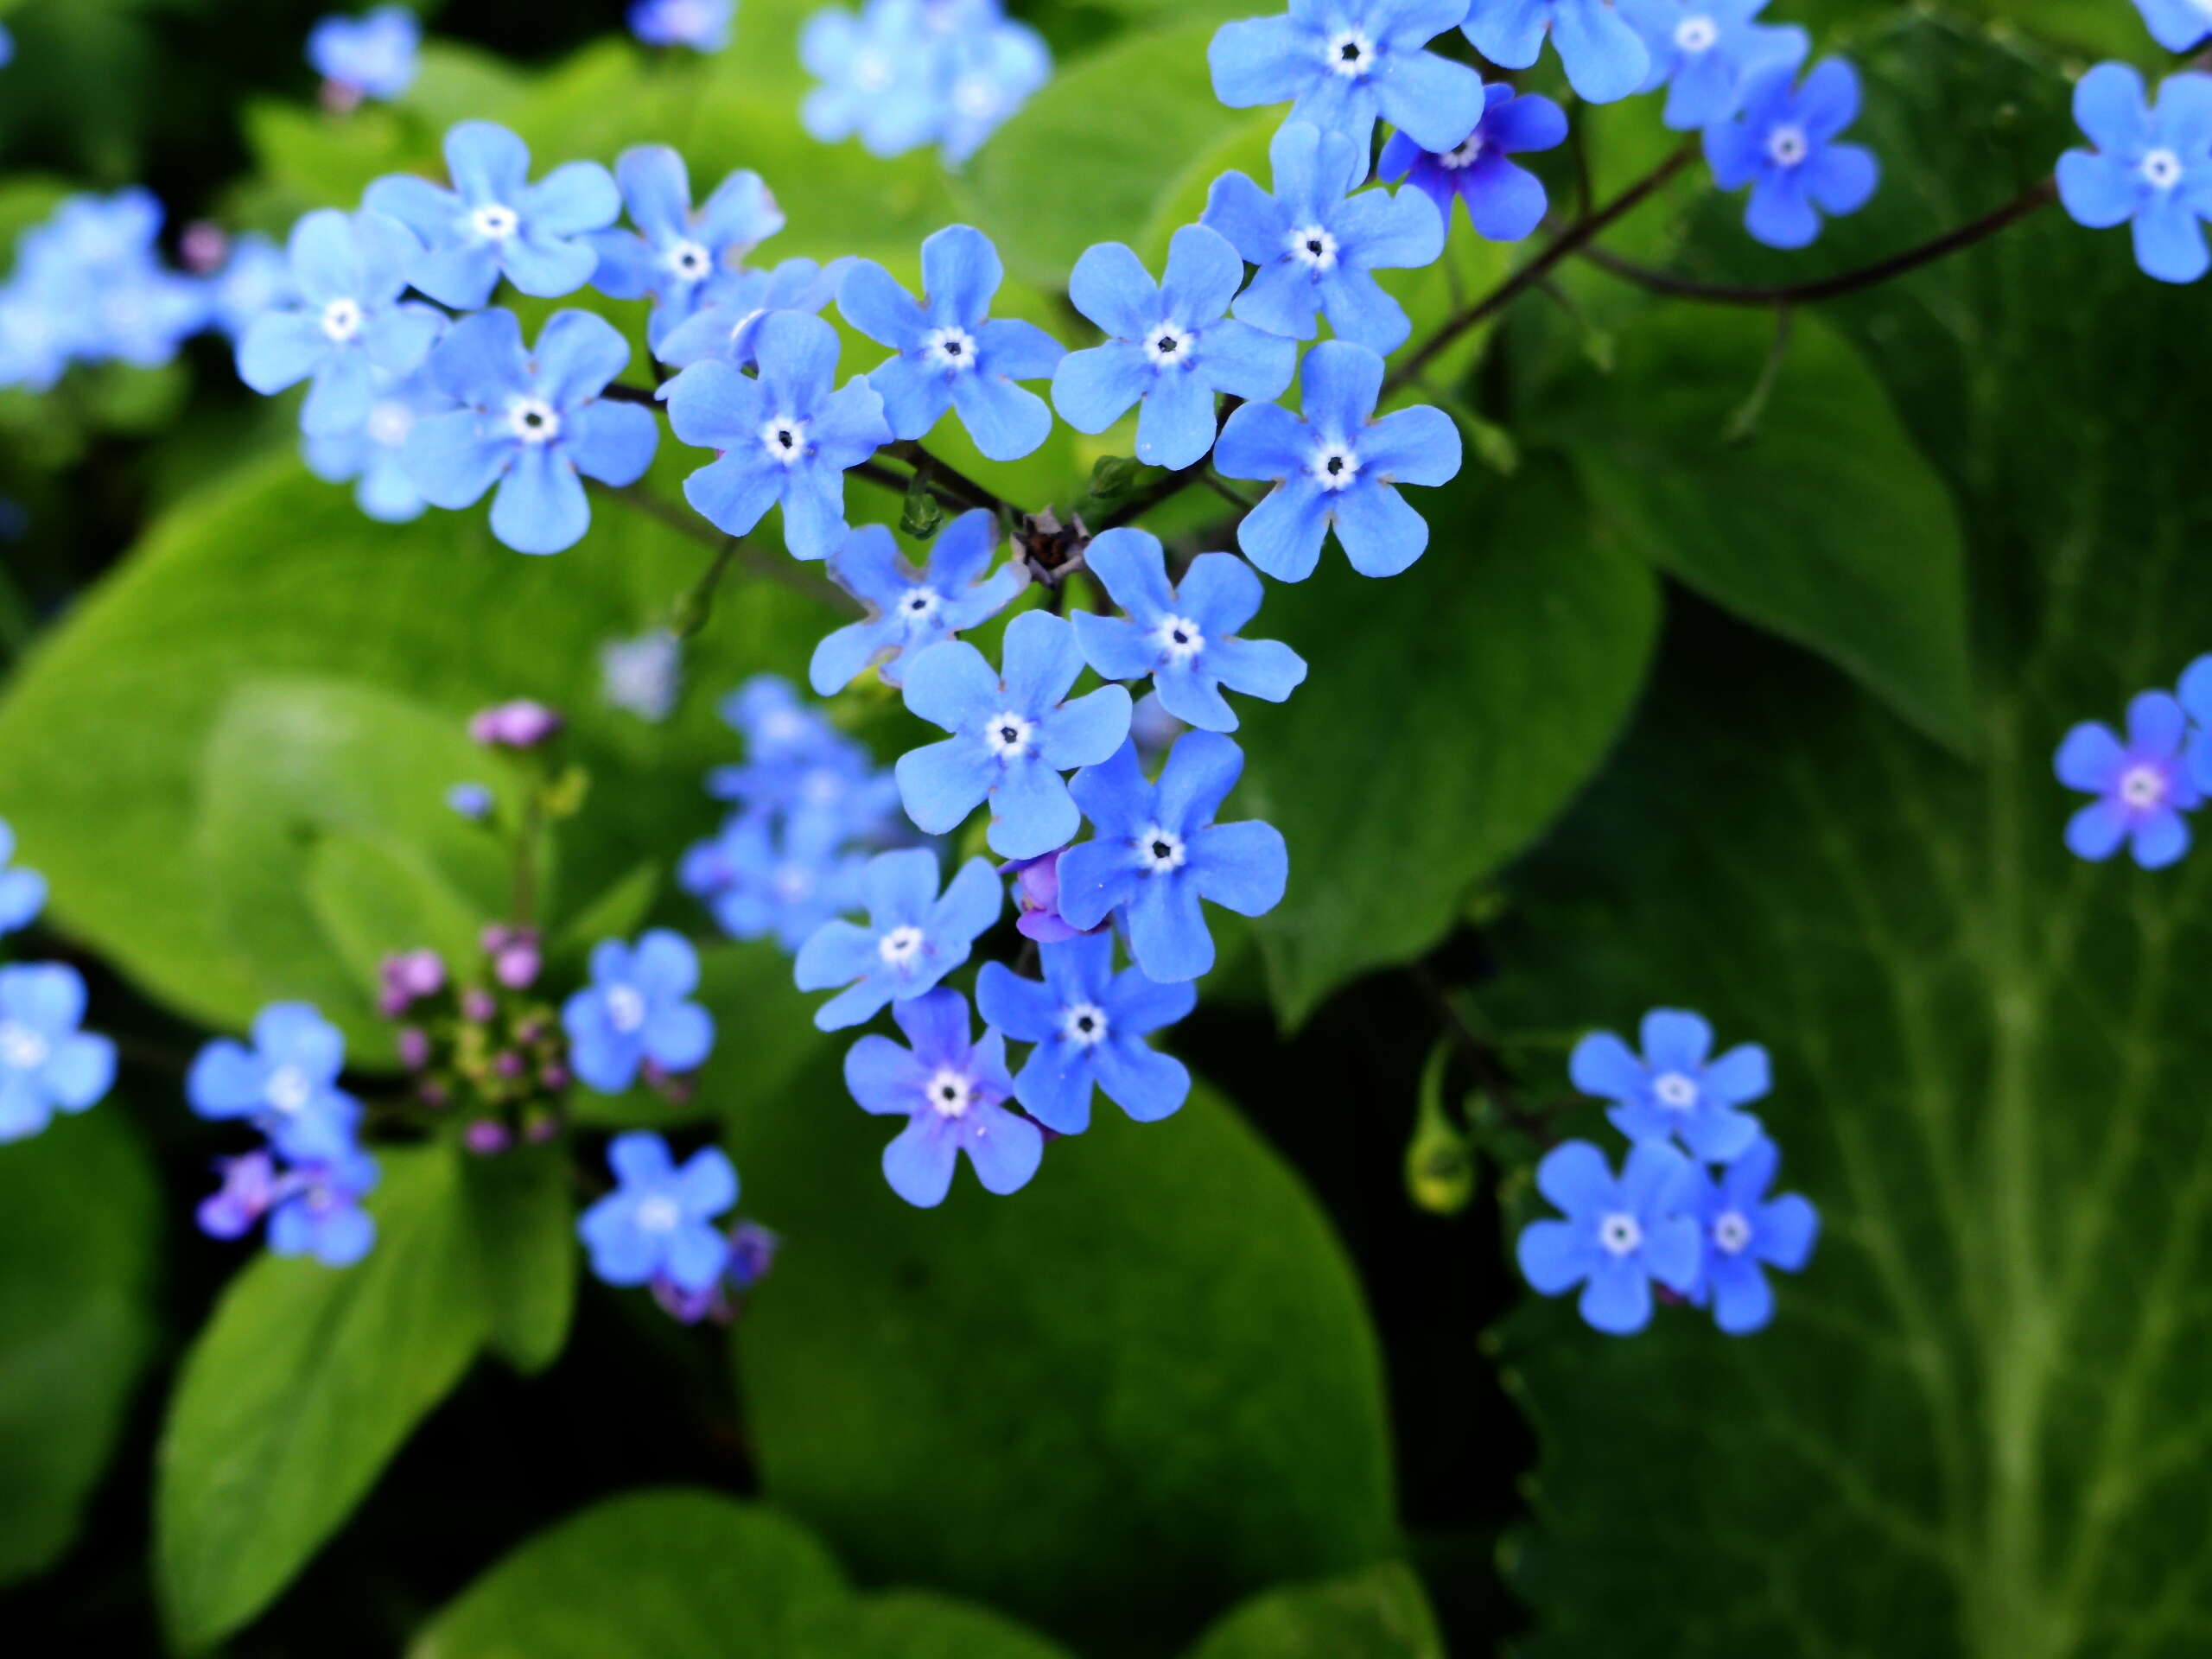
[366,399,415,448]
[320,297,364,342]
[1674,14,1720,53]
[1713,1210,1754,1254]
[760,709,807,745]
[1310,445,1360,492]
[0,1020,48,1071]
[1140,824,1186,874]
[1652,1070,1700,1110]
[952,76,1002,120]
[985,710,1035,760]
[507,396,563,445]
[772,862,814,902]
[1060,1001,1109,1048]
[1440,133,1486,170]
[2120,764,2168,809]
[2142,148,2184,190]
[926,1067,974,1117]
[264,1065,313,1114]
[924,325,978,372]
[1599,1212,1643,1256]
[604,984,648,1033]
[1767,124,1810,168]
[761,416,808,466]
[470,202,520,240]
[1145,322,1191,368]
[1287,223,1338,273]
[800,767,844,806]
[900,587,942,624]
[879,925,925,966]
[664,238,714,282]
[1325,27,1374,78]
[855,52,894,92]
[635,1195,682,1233]
[1153,615,1205,661]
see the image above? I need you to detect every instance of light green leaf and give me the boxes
[1181,1564,1446,1659]
[547,859,663,972]
[462,1145,578,1376]
[787,1591,1077,1659]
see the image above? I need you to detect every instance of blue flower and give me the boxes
[2057,64,2212,285]
[2136,0,2212,52]
[303,369,458,523]
[235,209,440,437]
[1214,340,1461,582]
[1071,528,1306,733]
[1681,1135,1818,1334]
[563,930,716,1093]
[268,1147,381,1267]
[1617,0,1807,130]
[1705,55,1879,251]
[1380,84,1569,243]
[708,676,902,835]
[579,1132,740,1290]
[794,848,1002,1030]
[0,819,48,935]
[1,190,207,382]
[2181,654,2212,793]
[365,122,621,310]
[1052,225,1297,472]
[801,3,946,159]
[1057,734,1287,983]
[1516,1139,1700,1335]
[896,611,1135,859]
[1569,1007,1768,1163]
[601,629,683,722]
[0,22,12,71]
[1203,122,1445,354]
[664,312,893,560]
[2056,690,2202,868]
[1463,0,1650,105]
[811,512,1028,693]
[976,932,1196,1134]
[844,987,1042,1207]
[839,225,1065,461]
[682,810,869,954]
[404,308,658,556]
[936,13,1052,166]
[630,0,734,51]
[447,781,495,820]
[308,6,420,100]
[590,146,785,353]
[185,1001,359,1162]
[0,963,115,1143]
[653,256,855,371]
[1209,0,1483,152]
[207,232,298,341]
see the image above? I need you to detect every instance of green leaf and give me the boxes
[0,1110,160,1588]
[462,1145,578,1376]
[1241,466,1661,1028]
[729,1073,1396,1651]
[787,1592,1077,1659]
[1180,1564,1446,1659]
[156,1143,491,1649]
[547,859,663,973]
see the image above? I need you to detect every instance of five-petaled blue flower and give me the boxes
[308,6,420,100]
[404,308,658,555]
[2136,0,2212,53]
[1570,1007,1768,1163]
[579,1131,740,1291]
[683,808,869,955]
[186,1001,359,1162]
[590,146,785,353]
[2057,64,2212,286]
[1380,85,1569,244]
[630,0,734,51]
[1053,225,1297,472]
[1071,528,1307,733]
[237,209,442,438]
[976,932,1197,1134]
[365,121,621,310]
[1705,56,1879,250]
[0,963,115,1143]
[1464,0,1649,105]
[563,930,717,1094]
[845,987,1043,1207]
[800,3,949,160]
[1215,340,1460,582]
[1618,0,1806,129]
[810,511,1028,694]
[839,224,1065,461]
[2056,690,2202,868]
[664,311,893,560]
[270,1147,382,1267]
[0,818,48,935]
[1517,1139,1700,1335]
[304,369,457,524]
[896,610,1134,860]
[795,848,1003,1030]
[1209,0,1484,152]
[1058,734,1288,983]
[1681,1135,1818,1335]
[654,256,855,371]
[1203,122,1445,355]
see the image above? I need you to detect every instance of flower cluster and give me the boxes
[2053,656,2212,869]
[800,0,1051,165]
[0,190,213,393]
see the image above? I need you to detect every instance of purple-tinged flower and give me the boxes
[844,988,1042,1207]
[1618,0,1807,129]
[1682,1135,1817,1334]
[1002,850,1092,944]
[2056,690,2202,868]
[1057,734,1287,983]
[1209,0,1483,152]
[197,1150,279,1240]
[484,925,541,989]
[579,1132,739,1290]
[1570,1007,1768,1162]
[1214,340,1460,582]
[448,782,495,820]
[1705,55,1879,250]
[470,699,565,748]
[725,1220,779,1289]
[1464,0,1649,105]
[186,1002,360,1162]
[2057,64,2212,285]
[2136,0,2212,52]
[0,818,48,935]
[464,1120,512,1156]
[396,1027,431,1069]
[0,963,116,1143]
[977,931,1196,1134]
[268,1148,380,1266]
[308,6,420,101]
[563,931,715,1094]
[811,512,1027,694]
[590,146,784,352]
[653,256,855,371]
[794,849,1002,1031]
[1380,85,1569,244]
[630,0,734,51]
[1517,1140,1700,1334]
[377,948,446,1016]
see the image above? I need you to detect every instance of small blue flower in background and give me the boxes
[447,781,495,821]
[1569,1007,1768,1163]
[1,188,207,388]
[579,1132,741,1290]
[308,6,420,102]
[630,0,735,51]
[794,848,1002,1030]
[186,1001,359,1161]
[810,512,1027,693]
[976,933,1197,1135]
[839,225,1065,461]
[1203,122,1445,355]
[1209,0,1483,153]
[207,232,298,341]
[1215,340,1461,582]
[268,1148,381,1267]
[2055,689,2202,868]
[843,987,1042,1207]
[0,819,48,935]
[404,308,658,556]
[802,0,1049,164]
[563,930,716,1094]
[0,22,12,71]
[304,369,458,523]
[1681,1135,1818,1335]
[665,312,893,560]
[1463,0,1650,105]
[654,257,855,371]
[1618,0,1806,130]
[1516,1139,1700,1336]
[937,14,1052,167]
[1058,734,1287,983]
[0,963,115,1143]
[708,676,901,836]
[1705,56,1879,250]
[2057,65,2212,286]
[365,122,621,310]
[2136,0,2212,52]
[601,629,684,722]
[1380,85,1569,244]
[590,146,785,353]
[682,810,869,953]
[2182,655,2212,793]
[236,209,441,437]
[1053,225,1297,472]
[1071,529,1306,734]
[897,611,1133,859]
